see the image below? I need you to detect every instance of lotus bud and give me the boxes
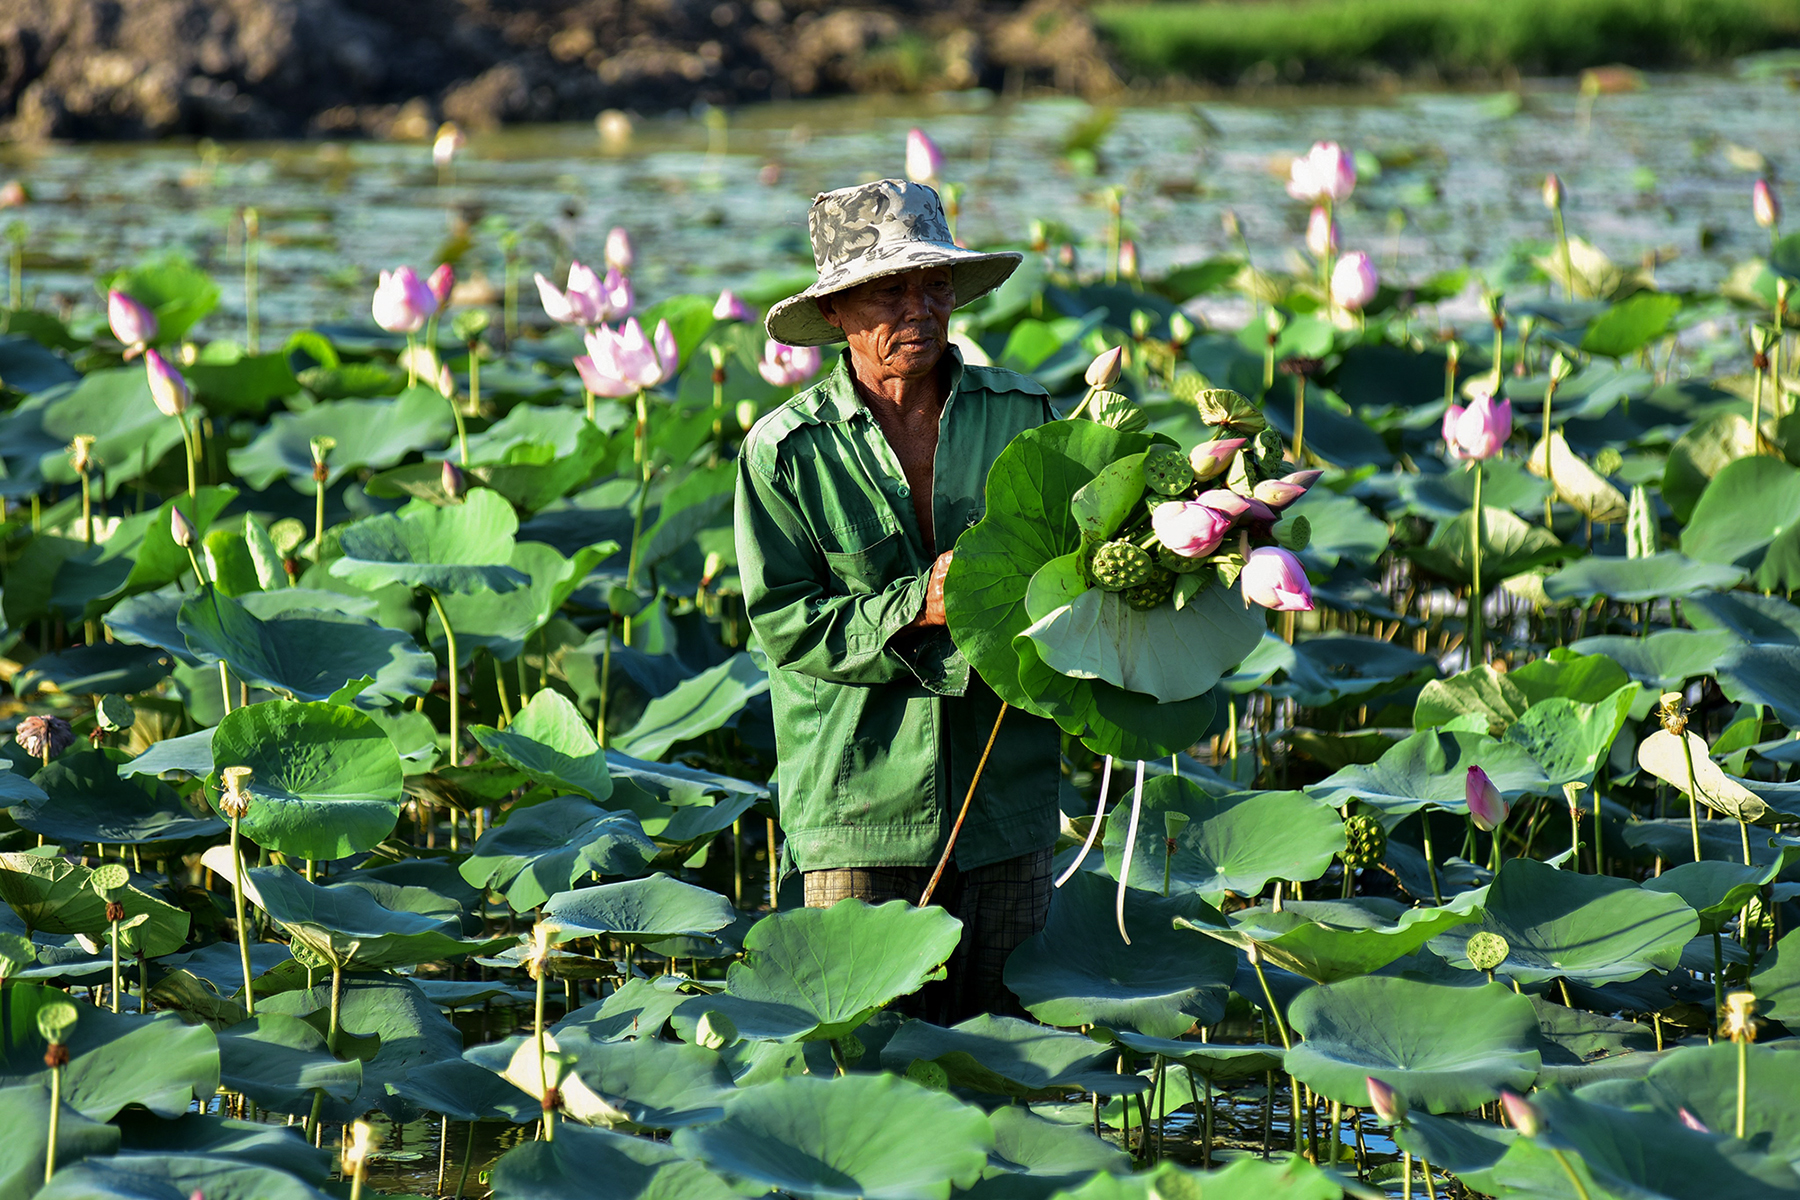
[1086,345,1123,389]
[16,714,74,762]
[1189,437,1246,482]
[1548,352,1574,386]
[1657,691,1688,736]
[1466,766,1508,831]
[1366,1077,1406,1125]
[108,289,158,357]
[170,506,197,548]
[1442,385,1511,461]
[1677,1108,1710,1133]
[0,180,25,208]
[1501,1091,1542,1138]
[371,265,437,333]
[1118,240,1139,279]
[1153,501,1233,558]
[1169,310,1196,347]
[1306,205,1338,259]
[1542,173,1563,210]
[219,766,254,819]
[905,127,945,185]
[653,318,680,377]
[1286,141,1356,203]
[427,263,455,308]
[1240,546,1313,612]
[712,289,756,322]
[737,399,759,431]
[1252,478,1308,509]
[1723,991,1758,1043]
[695,1010,738,1050]
[1330,250,1379,311]
[1561,781,1588,818]
[433,121,465,169]
[604,226,635,274]
[441,460,466,502]
[759,340,822,388]
[1466,931,1510,973]
[1754,179,1781,230]
[525,922,558,981]
[144,348,190,417]
[1198,488,1277,527]
[67,434,96,475]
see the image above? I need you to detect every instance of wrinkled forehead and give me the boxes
[835,264,953,299]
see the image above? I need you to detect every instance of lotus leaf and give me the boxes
[1107,1032,1284,1081]
[386,1056,537,1122]
[489,1121,742,1200]
[118,730,215,780]
[1405,506,1576,588]
[1046,1156,1352,1200]
[1414,651,1634,732]
[330,488,529,595]
[1181,895,1482,984]
[967,1106,1130,1199]
[1684,590,1800,644]
[459,796,656,911]
[0,761,46,806]
[429,540,614,664]
[207,700,404,861]
[35,1152,333,1200]
[10,368,188,499]
[602,750,769,807]
[1680,455,1800,594]
[110,1111,328,1182]
[1645,854,1796,937]
[562,977,697,1043]
[1309,726,1549,816]
[12,642,174,698]
[1543,552,1747,603]
[472,688,614,802]
[1270,636,1436,709]
[0,853,190,955]
[215,1013,364,1113]
[672,1072,994,1200]
[0,1082,121,1198]
[232,384,454,491]
[1716,643,1800,728]
[1637,729,1768,822]
[880,1015,1137,1099]
[1503,685,1636,786]
[543,873,737,944]
[1642,1041,1800,1162]
[1750,928,1800,1023]
[10,750,223,845]
[609,653,771,761]
[1397,458,1550,521]
[0,984,218,1119]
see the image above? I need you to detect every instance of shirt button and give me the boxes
[894,483,910,496]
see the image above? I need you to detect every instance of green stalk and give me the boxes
[109,914,121,1013]
[1713,933,1727,1040]
[455,1120,476,1199]
[1592,785,1606,875]
[244,208,260,353]
[218,660,233,717]
[428,590,462,769]
[79,472,91,545]
[1737,1035,1749,1139]
[1752,355,1766,455]
[595,618,615,747]
[177,411,198,499]
[1541,377,1557,528]
[1552,205,1572,300]
[1249,952,1302,1154]
[1677,730,1704,865]
[468,340,482,421]
[1294,373,1308,467]
[1402,1150,1412,1200]
[1420,815,1443,904]
[1470,462,1485,668]
[533,960,552,1141]
[405,333,418,388]
[45,1056,61,1183]
[1549,1147,1593,1200]
[232,814,256,1016]
[622,390,652,647]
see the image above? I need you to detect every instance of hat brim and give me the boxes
[764,247,1024,347]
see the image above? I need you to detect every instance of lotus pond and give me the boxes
[5,74,1800,1200]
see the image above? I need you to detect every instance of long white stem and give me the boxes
[1054,755,1113,888]
[1115,759,1147,945]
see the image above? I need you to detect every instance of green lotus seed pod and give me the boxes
[1122,566,1175,611]
[1467,931,1510,973]
[1143,443,1197,496]
[36,1000,78,1045]
[1155,545,1210,575]
[1091,541,1152,591]
[1594,447,1624,476]
[835,1033,865,1066]
[90,864,130,898]
[95,694,134,733]
[1340,813,1387,869]
[1281,514,1312,553]
[695,1010,738,1050]
[905,1059,949,1090]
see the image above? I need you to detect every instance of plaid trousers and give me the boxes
[803,847,1052,1025]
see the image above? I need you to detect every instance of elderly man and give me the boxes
[735,179,1067,1021]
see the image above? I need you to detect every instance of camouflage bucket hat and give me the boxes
[765,178,1023,347]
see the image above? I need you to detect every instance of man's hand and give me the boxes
[912,551,955,626]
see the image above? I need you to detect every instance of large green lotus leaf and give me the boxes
[610,653,771,762]
[1716,643,1800,728]
[185,349,302,418]
[1046,1156,1349,1200]
[880,1015,1136,1099]
[1683,591,1800,645]
[370,422,612,514]
[1021,582,1264,705]
[0,984,218,1120]
[1283,484,1391,571]
[459,796,656,911]
[1270,636,1436,709]
[12,750,224,845]
[560,977,697,1044]
[177,585,433,705]
[0,333,79,393]
[118,730,215,780]
[1004,870,1235,1038]
[543,873,736,944]
[257,973,462,1123]
[507,1030,738,1132]
[602,750,769,807]
[207,856,503,971]
[673,1072,994,1200]
[1286,975,1538,1113]
[0,1082,121,1197]
[386,1056,536,1122]
[215,1013,363,1114]
[231,384,454,492]
[0,853,190,955]
[1664,412,1758,523]
[1502,685,1636,787]
[1644,854,1797,937]
[331,488,529,595]
[1432,856,1697,987]
[17,368,189,497]
[1543,553,1746,603]
[1680,455,1800,593]
[1390,1111,1514,1176]
[430,540,614,664]
[1750,928,1800,1024]
[1405,506,1576,588]
[970,1106,1130,1198]
[111,1111,328,1183]
[104,255,219,343]
[472,688,613,802]
[945,420,1157,716]
[1568,629,1741,690]
[35,1153,332,1200]
[1580,290,1683,358]
[698,899,962,1043]
[207,700,402,861]
[1108,1032,1284,1081]
[1413,664,1533,732]
[1014,637,1221,761]
[1396,457,1551,521]
[489,1121,741,1200]
[1100,776,1344,905]
[1308,726,1549,817]
[1070,452,1147,540]
[0,761,46,806]
[11,642,173,699]
[1181,895,1482,985]
[1644,1042,1800,1163]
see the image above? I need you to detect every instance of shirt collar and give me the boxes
[808,344,966,424]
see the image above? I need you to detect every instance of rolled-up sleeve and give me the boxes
[735,452,927,686]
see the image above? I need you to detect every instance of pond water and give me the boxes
[0,71,1790,342]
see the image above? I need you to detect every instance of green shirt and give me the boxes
[734,347,1066,873]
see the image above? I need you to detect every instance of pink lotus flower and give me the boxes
[757,340,823,387]
[1330,251,1378,311]
[604,226,635,274]
[1542,173,1564,210]
[371,266,437,334]
[170,505,197,548]
[1366,1077,1406,1125]
[1500,1091,1541,1137]
[537,262,631,327]
[108,289,157,358]
[1286,141,1356,203]
[1189,437,1246,482]
[584,317,678,391]
[905,128,944,185]
[713,289,757,322]
[1754,179,1781,230]
[1241,546,1313,612]
[427,263,455,308]
[1306,206,1338,259]
[1283,468,1324,489]
[573,354,635,399]
[1466,766,1508,831]
[441,460,466,501]
[1252,477,1309,509]
[144,348,190,417]
[1152,501,1232,558]
[1443,386,1512,461]
[1677,1108,1709,1133]
[1197,488,1277,527]
[1117,239,1138,278]
[1086,346,1123,388]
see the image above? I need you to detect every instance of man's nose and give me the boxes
[899,281,939,320]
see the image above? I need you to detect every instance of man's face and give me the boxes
[817,266,955,381]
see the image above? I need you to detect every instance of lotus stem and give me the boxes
[219,661,233,717]
[1549,1147,1593,1200]
[623,389,652,646]
[1064,384,1100,422]
[1294,372,1307,466]
[448,391,469,468]
[455,1120,476,1199]
[304,962,345,1147]
[1402,1150,1412,1200]
[45,1055,62,1183]
[1420,815,1443,905]
[595,619,615,747]
[1114,759,1147,944]
[467,339,482,419]
[173,410,197,500]
[920,704,1009,907]
[79,471,91,545]
[768,816,779,910]
[109,913,122,1013]
[244,207,260,353]
[1055,756,1112,888]
[1676,729,1704,864]
[231,815,255,1016]
[1737,1036,1749,1139]
[428,590,462,770]
[437,1115,450,1194]
[1713,932,1727,1040]
[405,333,418,389]
[1328,1099,1341,1166]
[1752,361,1765,456]
[1553,206,1572,301]
[1196,1067,1213,1167]
[1422,1157,1439,1200]
[1541,378,1558,528]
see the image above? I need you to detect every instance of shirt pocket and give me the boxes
[823,528,906,596]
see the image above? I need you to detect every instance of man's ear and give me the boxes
[816,294,843,331]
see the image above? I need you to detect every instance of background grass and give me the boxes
[1091,0,1800,82]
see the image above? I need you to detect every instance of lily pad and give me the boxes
[1568,629,1742,690]
[0,1082,121,1197]
[1046,1156,1354,1200]
[1644,1041,1800,1162]
[1180,895,1483,985]
[880,1015,1135,1099]
[1543,553,1746,603]
[331,488,529,596]
[1680,455,1800,594]
[12,750,224,845]
[35,1152,333,1200]
[472,688,614,802]
[1405,506,1576,588]
[1107,1032,1284,1081]
[1502,686,1637,787]
[489,1121,742,1200]
[1021,584,1264,706]
[231,384,454,492]
[544,873,737,944]
[459,796,657,911]
[609,653,771,762]
[429,540,614,665]
[215,1013,364,1113]
[1309,726,1549,817]
[1749,928,1800,1024]
[0,853,190,955]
